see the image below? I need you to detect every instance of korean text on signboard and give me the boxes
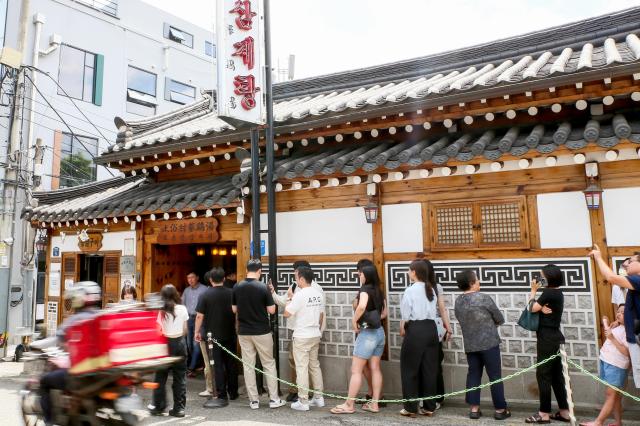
[157,217,220,245]
[216,0,266,124]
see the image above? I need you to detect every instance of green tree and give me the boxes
[60,154,95,188]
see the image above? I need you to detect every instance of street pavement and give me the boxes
[2,361,640,426]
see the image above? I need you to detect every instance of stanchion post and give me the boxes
[559,345,577,426]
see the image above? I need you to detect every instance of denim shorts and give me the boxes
[600,359,628,388]
[353,327,385,359]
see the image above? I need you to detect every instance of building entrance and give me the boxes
[151,243,238,293]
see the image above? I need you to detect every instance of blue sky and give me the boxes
[145,0,640,80]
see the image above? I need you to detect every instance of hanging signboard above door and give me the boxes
[78,232,103,252]
[157,217,220,245]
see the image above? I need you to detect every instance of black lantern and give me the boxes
[363,199,379,224]
[35,232,48,253]
[583,177,603,210]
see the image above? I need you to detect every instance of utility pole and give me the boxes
[0,0,30,357]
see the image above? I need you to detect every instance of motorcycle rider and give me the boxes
[40,282,102,425]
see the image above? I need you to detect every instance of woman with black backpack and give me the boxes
[331,264,386,414]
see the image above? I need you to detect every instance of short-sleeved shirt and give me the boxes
[232,278,274,336]
[196,286,236,341]
[600,325,630,370]
[624,275,640,344]
[612,285,627,306]
[400,282,438,321]
[285,286,324,338]
[536,287,564,329]
[157,304,189,338]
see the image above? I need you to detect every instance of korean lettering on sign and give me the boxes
[216,0,265,124]
[156,217,220,245]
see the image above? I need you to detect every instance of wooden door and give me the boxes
[61,253,80,319]
[103,254,120,306]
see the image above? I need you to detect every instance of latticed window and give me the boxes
[430,197,529,250]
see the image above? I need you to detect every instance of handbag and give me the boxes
[360,308,382,329]
[435,317,446,342]
[518,300,539,331]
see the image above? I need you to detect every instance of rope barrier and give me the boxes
[210,337,560,403]
[210,338,640,404]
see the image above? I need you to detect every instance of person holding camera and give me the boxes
[525,265,570,424]
[590,246,640,390]
[331,264,385,415]
[455,270,510,420]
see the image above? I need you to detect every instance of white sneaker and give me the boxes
[269,399,286,409]
[309,397,325,408]
[250,401,260,410]
[291,400,310,411]
[199,390,212,397]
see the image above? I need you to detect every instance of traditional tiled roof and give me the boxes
[230,111,640,186]
[24,175,241,223]
[102,7,640,159]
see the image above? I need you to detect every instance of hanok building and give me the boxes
[25,8,640,404]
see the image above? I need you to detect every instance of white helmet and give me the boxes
[64,281,101,310]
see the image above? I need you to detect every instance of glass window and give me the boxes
[127,66,156,96]
[0,0,8,48]
[165,78,196,105]
[60,133,98,188]
[75,0,118,17]
[205,41,216,58]
[58,45,97,103]
[165,24,193,48]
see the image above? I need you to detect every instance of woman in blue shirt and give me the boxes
[399,259,451,417]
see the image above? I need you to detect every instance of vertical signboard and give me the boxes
[216,0,266,124]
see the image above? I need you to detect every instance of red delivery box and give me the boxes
[67,310,168,374]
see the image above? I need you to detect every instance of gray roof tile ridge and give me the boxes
[32,175,141,205]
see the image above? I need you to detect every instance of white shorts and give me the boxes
[629,343,640,388]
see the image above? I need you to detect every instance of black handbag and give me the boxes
[360,308,382,329]
[518,300,539,331]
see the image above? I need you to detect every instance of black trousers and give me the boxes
[536,336,568,413]
[211,337,239,399]
[400,319,439,413]
[153,337,187,411]
[40,368,67,422]
[435,342,445,404]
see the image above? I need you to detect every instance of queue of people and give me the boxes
[141,247,640,424]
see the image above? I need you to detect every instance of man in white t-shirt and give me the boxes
[284,266,325,411]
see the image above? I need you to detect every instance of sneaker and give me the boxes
[309,397,325,408]
[199,390,213,397]
[435,402,441,411]
[269,399,286,409]
[250,401,260,410]
[291,400,310,411]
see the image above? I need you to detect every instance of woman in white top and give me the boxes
[150,284,189,418]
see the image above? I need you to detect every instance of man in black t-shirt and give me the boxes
[232,259,285,409]
[195,267,238,407]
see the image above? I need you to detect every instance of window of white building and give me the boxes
[75,0,118,17]
[164,24,193,48]
[60,133,98,188]
[205,41,216,58]
[58,45,104,105]
[164,78,196,105]
[126,66,157,116]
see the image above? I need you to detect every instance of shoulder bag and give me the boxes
[517,299,539,331]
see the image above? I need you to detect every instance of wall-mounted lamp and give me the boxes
[196,247,205,256]
[363,182,380,224]
[583,177,603,210]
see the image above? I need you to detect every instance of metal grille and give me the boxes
[63,256,76,275]
[74,0,118,17]
[480,203,522,243]
[435,206,474,245]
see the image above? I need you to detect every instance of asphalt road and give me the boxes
[3,361,640,426]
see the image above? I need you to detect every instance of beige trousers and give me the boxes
[288,340,297,393]
[292,336,323,402]
[238,333,279,402]
[199,340,214,393]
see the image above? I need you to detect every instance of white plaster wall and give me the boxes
[258,208,373,256]
[537,192,592,248]
[603,187,640,247]
[381,203,423,253]
[50,230,136,257]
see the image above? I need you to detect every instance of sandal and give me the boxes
[551,412,571,423]
[399,409,417,418]
[419,408,434,417]
[494,408,511,420]
[469,409,482,420]
[330,404,355,414]
[362,402,379,413]
[525,413,551,424]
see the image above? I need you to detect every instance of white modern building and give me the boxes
[0,0,216,348]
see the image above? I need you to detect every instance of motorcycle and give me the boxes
[21,330,178,425]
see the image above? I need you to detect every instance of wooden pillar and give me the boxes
[371,189,387,358]
[135,220,144,299]
[588,195,613,343]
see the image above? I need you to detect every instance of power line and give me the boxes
[22,94,117,135]
[26,66,116,147]
[24,73,115,177]
[43,146,97,181]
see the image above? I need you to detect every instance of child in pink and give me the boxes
[580,305,629,426]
